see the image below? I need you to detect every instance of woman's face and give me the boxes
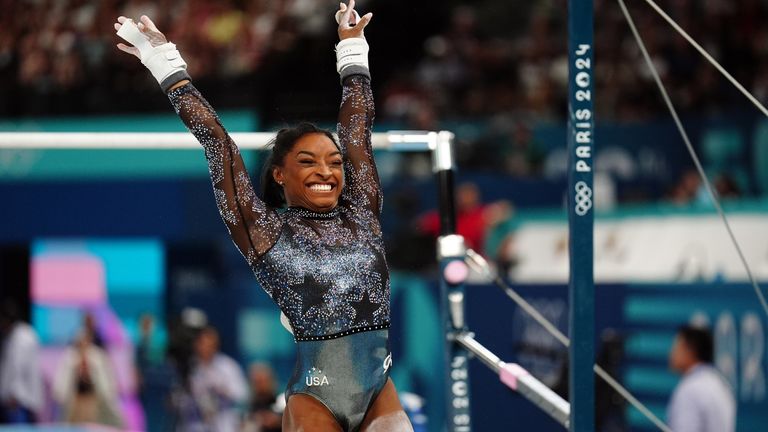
[273,133,344,212]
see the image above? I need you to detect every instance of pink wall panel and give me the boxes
[31,255,106,304]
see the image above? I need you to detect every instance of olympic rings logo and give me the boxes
[574,181,593,216]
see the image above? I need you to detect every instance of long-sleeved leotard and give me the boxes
[169,73,390,431]
[167,74,388,341]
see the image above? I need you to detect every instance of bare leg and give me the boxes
[359,379,414,432]
[283,394,344,432]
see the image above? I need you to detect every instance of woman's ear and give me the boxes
[273,167,284,185]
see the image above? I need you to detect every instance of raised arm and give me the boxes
[168,82,281,260]
[114,16,281,262]
[335,1,381,216]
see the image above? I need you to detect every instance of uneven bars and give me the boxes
[453,332,571,428]
[0,132,436,151]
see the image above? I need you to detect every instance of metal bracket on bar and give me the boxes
[432,131,456,173]
[437,234,466,260]
[438,235,468,331]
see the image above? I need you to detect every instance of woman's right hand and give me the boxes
[114,15,188,91]
[113,15,168,60]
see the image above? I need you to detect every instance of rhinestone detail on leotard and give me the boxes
[168,74,386,341]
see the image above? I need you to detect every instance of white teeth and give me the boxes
[309,184,332,192]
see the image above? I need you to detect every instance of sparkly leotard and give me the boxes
[168,73,390,431]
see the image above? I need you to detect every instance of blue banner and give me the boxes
[568,0,596,428]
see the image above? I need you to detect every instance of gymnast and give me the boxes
[114,1,413,431]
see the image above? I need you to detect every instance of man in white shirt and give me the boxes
[186,326,248,432]
[0,302,44,423]
[667,325,736,432]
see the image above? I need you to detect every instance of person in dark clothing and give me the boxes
[114,2,411,430]
[244,363,282,432]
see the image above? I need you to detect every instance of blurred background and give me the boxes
[1,0,768,431]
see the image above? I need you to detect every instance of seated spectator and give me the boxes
[418,182,512,254]
[0,301,43,424]
[243,363,282,432]
[186,326,248,432]
[668,170,702,206]
[53,330,123,427]
[135,313,179,432]
[82,311,105,348]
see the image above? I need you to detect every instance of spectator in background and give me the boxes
[668,170,743,206]
[243,363,282,432]
[713,173,742,200]
[668,169,703,205]
[385,191,437,272]
[186,326,247,432]
[135,313,179,432]
[418,182,512,254]
[667,325,736,432]
[467,118,545,174]
[136,313,156,381]
[83,311,105,348]
[503,121,544,176]
[53,329,123,427]
[0,301,43,424]
[552,330,627,432]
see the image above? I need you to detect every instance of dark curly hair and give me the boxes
[260,123,339,208]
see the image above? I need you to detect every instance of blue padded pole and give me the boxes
[567,0,596,429]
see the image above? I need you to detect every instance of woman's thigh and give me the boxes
[359,379,414,432]
[283,393,343,432]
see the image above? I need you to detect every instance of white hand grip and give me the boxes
[116,19,152,59]
[335,9,361,25]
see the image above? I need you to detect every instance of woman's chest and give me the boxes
[261,219,386,284]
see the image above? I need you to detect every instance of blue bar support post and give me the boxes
[567,0,596,429]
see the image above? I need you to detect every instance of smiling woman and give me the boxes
[114,1,412,431]
[262,123,344,213]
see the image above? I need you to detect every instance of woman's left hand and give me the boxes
[114,15,168,60]
[337,0,372,40]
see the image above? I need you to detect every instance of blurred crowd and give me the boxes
[0,0,344,116]
[138,310,284,432]
[1,0,767,120]
[0,0,763,200]
[390,0,768,124]
[0,301,285,431]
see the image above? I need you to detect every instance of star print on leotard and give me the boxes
[350,291,381,326]
[292,277,329,316]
